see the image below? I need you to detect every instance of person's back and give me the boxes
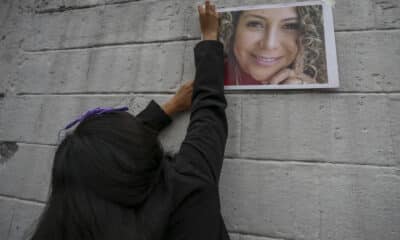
[30,1,229,239]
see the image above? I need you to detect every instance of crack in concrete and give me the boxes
[6,211,15,240]
[35,0,155,14]
[23,37,199,53]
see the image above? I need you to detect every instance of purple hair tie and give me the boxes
[63,106,129,130]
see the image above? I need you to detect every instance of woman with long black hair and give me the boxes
[30,1,229,239]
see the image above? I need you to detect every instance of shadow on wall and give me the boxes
[0,142,18,164]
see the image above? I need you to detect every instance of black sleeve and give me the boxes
[136,100,172,132]
[174,40,227,185]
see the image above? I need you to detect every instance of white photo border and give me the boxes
[217,1,339,90]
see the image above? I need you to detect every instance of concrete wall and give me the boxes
[1,0,399,239]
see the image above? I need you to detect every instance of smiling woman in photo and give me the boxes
[220,5,327,85]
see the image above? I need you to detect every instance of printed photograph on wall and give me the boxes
[218,1,339,90]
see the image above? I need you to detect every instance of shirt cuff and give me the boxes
[136,100,172,132]
[194,40,224,66]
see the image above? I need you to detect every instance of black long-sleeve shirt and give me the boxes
[136,40,229,240]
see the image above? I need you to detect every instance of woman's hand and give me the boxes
[266,40,316,85]
[198,1,219,41]
[267,68,316,85]
[162,80,194,116]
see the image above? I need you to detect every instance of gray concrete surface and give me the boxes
[1,0,399,239]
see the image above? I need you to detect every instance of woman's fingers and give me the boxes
[282,78,302,84]
[283,73,317,84]
[182,80,194,90]
[268,69,294,85]
[197,4,205,15]
[270,68,317,84]
[205,0,211,13]
[269,68,317,85]
[298,73,317,84]
[197,1,219,40]
[199,1,217,16]
[173,80,194,111]
[210,4,216,13]
[162,80,194,115]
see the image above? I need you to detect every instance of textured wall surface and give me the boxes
[1,0,400,239]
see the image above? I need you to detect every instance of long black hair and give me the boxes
[30,111,164,240]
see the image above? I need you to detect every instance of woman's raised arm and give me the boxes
[174,1,227,185]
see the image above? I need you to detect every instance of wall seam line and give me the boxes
[0,194,46,206]
[229,230,292,240]
[225,157,400,169]
[2,140,398,169]
[13,92,400,96]
[23,38,199,53]
[35,0,154,14]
